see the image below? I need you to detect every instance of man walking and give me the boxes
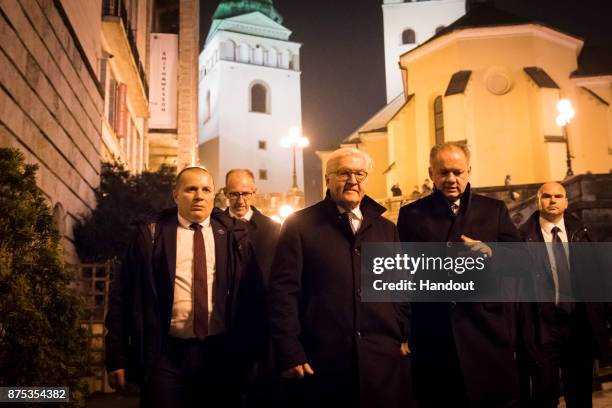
[519,181,611,407]
[105,166,260,407]
[268,147,412,407]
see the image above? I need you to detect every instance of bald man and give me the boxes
[105,166,259,407]
[519,181,611,407]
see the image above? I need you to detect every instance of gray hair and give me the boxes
[429,142,471,167]
[325,147,373,175]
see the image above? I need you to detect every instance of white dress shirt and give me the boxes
[338,205,363,234]
[539,216,570,305]
[169,214,218,338]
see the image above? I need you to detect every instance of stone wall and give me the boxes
[0,0,104,263]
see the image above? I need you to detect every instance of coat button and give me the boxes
[446,241,453,248]
[356,289,362,298]
[354,248,360,256]
[356,331,362,337]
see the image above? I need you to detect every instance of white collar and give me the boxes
[539,216,566,235]
[337,205,363,221]
[177,213,210,229]
[229,206,253,221]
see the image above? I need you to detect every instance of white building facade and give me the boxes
[198,4,303,193]
[382,0,466,102]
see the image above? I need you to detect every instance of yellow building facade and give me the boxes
[319,7,612,201]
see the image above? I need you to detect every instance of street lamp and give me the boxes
[281,127,309,190]
[555,99,576,177]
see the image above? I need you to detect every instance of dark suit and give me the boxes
[104,207,257,407]
[519,211,612,407]
[268,194,412,407]
[226,206,281,407]
[397,185,538,407]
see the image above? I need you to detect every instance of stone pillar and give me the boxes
[176,0,199,169]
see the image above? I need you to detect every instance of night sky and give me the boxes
[199,0,612,204]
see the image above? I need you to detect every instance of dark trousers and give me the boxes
[534,304,595,408]
[140,335,244,408]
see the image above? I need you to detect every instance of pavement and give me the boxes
[86,385,612,407]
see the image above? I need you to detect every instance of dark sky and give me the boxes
[199,0,612,204]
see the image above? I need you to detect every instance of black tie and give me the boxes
[551,226,573,312]
[190,223,209,339]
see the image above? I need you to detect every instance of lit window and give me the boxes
[250,82,269,113]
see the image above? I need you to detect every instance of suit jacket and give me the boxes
[268,194,411,407]
[104,207,257,383]
[519,211,612,361]
[397,184,539,403]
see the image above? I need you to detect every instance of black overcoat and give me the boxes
[519,210,612,362]
[267,194,411,407]
[397,185,540,404]
[104,207,258,384]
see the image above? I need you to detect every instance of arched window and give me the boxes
[250,82,269,113]
[402,29,416,45]
[435,25,445,34]
[433,96,444,145]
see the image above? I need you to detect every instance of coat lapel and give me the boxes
[162,215,178,286]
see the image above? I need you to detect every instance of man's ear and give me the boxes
[428,167,433,179]
[325,174,330,187]
[467,165,472,176]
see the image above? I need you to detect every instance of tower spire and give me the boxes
[213,0,283,24]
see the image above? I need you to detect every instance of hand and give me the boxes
[108,368,127,391]
[461,235,492,257]
[281,363,314,379]
[400,342,411,356]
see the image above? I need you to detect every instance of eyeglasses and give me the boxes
[329,170,368,182]
[227,191,254,200]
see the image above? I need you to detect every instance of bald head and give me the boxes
[537,182,568,223]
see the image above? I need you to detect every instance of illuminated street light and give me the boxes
[281,127,309,190]
[556,99,575,177]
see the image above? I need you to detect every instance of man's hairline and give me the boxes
[174,167,214,190]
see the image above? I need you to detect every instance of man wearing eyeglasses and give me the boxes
[225,169,281,286]
[223,168,281,406]
[268,147,412,407]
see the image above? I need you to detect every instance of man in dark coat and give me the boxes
[105,166,260,407]
[397,142,538,407]
[519,181,612,407]
[224,168,281,406]
[268,147,412,407]
[224,168,281,286]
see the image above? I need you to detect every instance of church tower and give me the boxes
[382,0,466,102]
[198,0,303,193]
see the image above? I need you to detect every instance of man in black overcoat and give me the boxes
[105,166,261,407]
[268,147,412,407]
[519,181,612,407]
[397,142,539,407]
[224,168,281,406]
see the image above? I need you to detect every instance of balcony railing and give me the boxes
[102,0,149,97]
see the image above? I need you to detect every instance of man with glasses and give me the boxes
[268,147,412,407]
[224,169,281,406]
[224,169,280,286]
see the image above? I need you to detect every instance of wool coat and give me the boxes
[268,194,412,407]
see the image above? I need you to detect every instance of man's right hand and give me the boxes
[280,363,314,379]
[108,368,127,391]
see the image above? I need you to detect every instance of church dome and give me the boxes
[213,0,283,24]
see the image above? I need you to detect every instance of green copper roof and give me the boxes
[213,0,283,24]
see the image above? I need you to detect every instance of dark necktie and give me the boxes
[190,223,209,339]
[551,226,573,312]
